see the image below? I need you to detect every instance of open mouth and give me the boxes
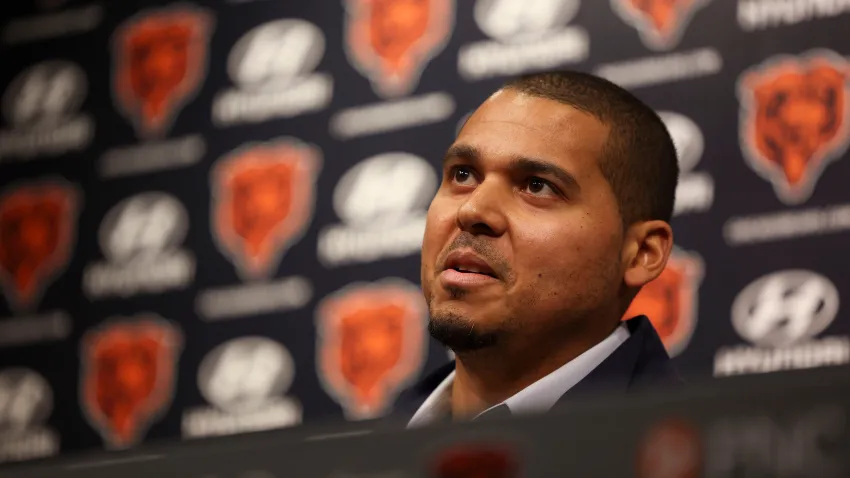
[450,266,496,278]
[443,250,498,279]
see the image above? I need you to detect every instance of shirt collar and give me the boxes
[407,323,631,428]
[407,369,455,427]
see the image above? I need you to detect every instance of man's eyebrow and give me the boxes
[443,144,480,167]
[511,157,581,192]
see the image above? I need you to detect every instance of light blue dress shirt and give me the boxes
[407,323,631,428]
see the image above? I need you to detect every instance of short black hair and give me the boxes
[501,71,679,227]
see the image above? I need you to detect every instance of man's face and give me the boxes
[421,89,625,352]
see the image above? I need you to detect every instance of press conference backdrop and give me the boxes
[0,0,848,464]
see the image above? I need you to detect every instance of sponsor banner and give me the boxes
[737,49,850,206]
[317,152,437,267]
[79,315,183,450]
[0,0,848,457]
[0,311,71,349]
[724,202,850,246]
[714,270,849,377]
[0,179,79,348]
[330,0,457,138]
[659,111,714,216]
[213,19,333,126]
[0,368,59,464]
[99,135,206,179]
[0,60,94,161]
[610,0,712,51]
[595,0,722,88]
[0,179,80,315]
[457,0,589,81]
[83,192,195,299]
[111,4,214,140]
[594,47,723,89]
[100,5,214,178]
[1,1,104,45]
[210,138,321,281]
[197,138,320,320]
[738,0,850,31]
[196,276,313,321]
[343,0,456,98]
[182,336,302,438]
[623,246,705,358]
[329,92,455,139]
[725,49,850,247]
[316,278,428,420]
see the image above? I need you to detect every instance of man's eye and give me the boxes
[525,177,556,196]
[451,166,474,184]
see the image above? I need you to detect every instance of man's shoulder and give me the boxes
[391,315,683,420]
[565,315,683,398]
[625,315,684,386]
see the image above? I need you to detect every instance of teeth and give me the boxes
[455,266,486,274]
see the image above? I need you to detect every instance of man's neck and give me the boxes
[449,321,620,419]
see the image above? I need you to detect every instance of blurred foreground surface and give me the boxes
[3,365,849,478]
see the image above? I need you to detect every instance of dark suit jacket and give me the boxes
[393,315,683,422]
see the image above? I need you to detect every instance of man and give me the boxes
[400,70,682,427]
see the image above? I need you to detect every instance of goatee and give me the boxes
[428,311,499,352]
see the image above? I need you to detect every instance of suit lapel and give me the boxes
[557,317,648,402]
[393,315,674,422]
[555,315,679,407]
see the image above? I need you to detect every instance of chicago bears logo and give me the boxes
[316,279,427,420]
[112,5,213,139]
[623,247,703,358]
[611,0,710,50]
[80,316,182,449]
[432,444,518,478]
[0,180,79,314]
[344,0,455,98]
[738,50,850,205]
[211,138,321,280]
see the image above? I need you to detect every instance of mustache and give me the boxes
[437,232,511,280]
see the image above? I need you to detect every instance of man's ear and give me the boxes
[622,220,673,288]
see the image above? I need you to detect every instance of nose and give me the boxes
[456,179,508,237]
